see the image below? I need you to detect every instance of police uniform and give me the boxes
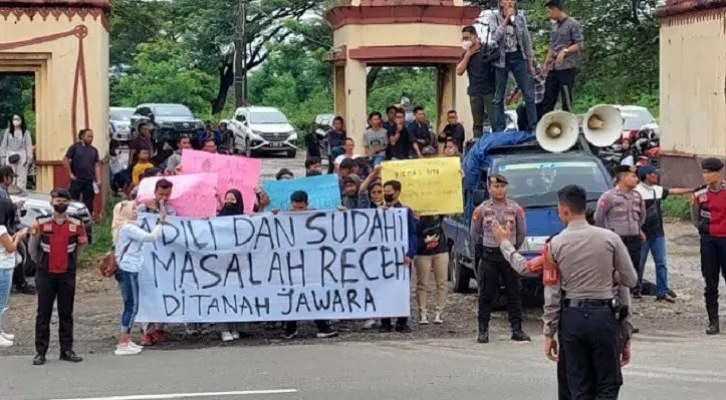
[594,165,645,295]
[28,189,87,365]
[499,216,634,400]
[691,157,726,335]
[469,174,528,343]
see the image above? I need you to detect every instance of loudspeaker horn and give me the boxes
[536,111,579,153]
[583,104,623,148]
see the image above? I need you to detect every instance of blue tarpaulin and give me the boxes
[462,131,536,223]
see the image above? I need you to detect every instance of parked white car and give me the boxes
[613,105,659,137]
[228,106,298,158]
[109,107,136,142]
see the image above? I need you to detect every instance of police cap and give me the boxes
[701,158,724,172]
[51,188,72,200]
[614,165,637,175]
[488,174,508,185]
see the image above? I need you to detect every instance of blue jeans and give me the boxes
[639,235,669,297]
[493,53,537,132]
[0,268,12,332]
[372,153,386,165]
[116,269,139,334]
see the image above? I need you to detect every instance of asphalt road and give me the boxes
[2,331,725,400]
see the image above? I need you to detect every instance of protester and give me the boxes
[379,180,417,333]
[506,62,546,131]
[0,165,35,296]
[28,189,88,365]
[457,25,497,137]
[635,165,691,302]
[305,123,321,159]
[386,108,411,160]
[0,113,34,190]
[0,199,27,348]
[202,138,217,154]
[409,107,435,158]
[198,121,223,149]
[383,106,397,132]
[137,179,175,346]
[489,0,537,132]
[359,165,384,209]
[341,174,369,210]
[540,0,584,114]
[164,135,192,174]
[64,129,101,216]
[217,189,246,342]
[444,138,461,158]
[353,158,370,180]
[282,190,339,340]
[334,138,361,172]
[0,166,12,200]
[619,137,635,166]
[130,149,154,187]
[305,158,322,177]
[363,112,389,165]
[440,110,466,154]
[276,168,294,181]
[414,212,449,325]
[111,200,166,356]
[327,117,347,173]
[128,123,154,168]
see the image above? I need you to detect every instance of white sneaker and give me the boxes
[114,344,142,356]
[0,336,13,348]
[419,313,429,325]
[0,332,14,341]
[434,313,443,324]
[231,331,240,340]
[221,331,234,342]
[362,319,376,329]
[128,341,143,351]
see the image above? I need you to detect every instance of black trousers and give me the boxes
[558,331,572,400]
[561,307,622,400]
[470,93,495,138]
[285,320,330,333]
[516,102,545,132]
[620,235,641,291]
[13,263,26,288]
[380,317,409,327]
[69,178,95,215]
[35,270,76,354]
[699,235,726,320]
[540,69,577,114]
[478,247,523,330]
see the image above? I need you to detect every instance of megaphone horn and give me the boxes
[583,105,623,148]
[536,111,579,153]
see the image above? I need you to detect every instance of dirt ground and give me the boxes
[0,219,713,357]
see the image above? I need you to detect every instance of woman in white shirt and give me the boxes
[112,200,166,356]
[0,199,28,348]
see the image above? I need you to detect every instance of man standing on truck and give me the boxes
[456,25,497,137]
[470,174,530,343]
[691,158,726,335]
[594,165,646,298]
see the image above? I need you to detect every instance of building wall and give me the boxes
[658,7,726,186]
[0,10,110,194]
[333,23,464,49]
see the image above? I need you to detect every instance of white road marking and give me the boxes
[50,389,298,400]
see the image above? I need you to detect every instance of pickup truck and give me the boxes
[442,134,613,305]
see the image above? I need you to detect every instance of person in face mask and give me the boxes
[216,189,246,341]
[111,200,166,356]
[456,26,497,137]
[28,189,88,366]
[0,113,34,190]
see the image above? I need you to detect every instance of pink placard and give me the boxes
[180,149,261,214]
[136,173,218,218]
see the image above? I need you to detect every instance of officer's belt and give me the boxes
[563,299,613,308]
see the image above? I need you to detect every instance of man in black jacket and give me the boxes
[457,25,497,138]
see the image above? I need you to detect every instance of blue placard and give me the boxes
[262,174,341,211]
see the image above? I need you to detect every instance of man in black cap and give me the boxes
[470,174,529,343]
[28,188,88,365]
[691,157,726,334]
[595,165,646,297]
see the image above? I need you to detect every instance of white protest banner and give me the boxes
[135,208,411,323]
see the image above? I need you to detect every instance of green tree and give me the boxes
[114,39,217,117]
[109,0,173,69]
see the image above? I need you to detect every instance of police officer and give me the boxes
[470,174,529,343]
[595,165,646,297]
[28,189,88,366]
[691,157,726,335]
[493,208,634,400]
[529,185,637,398]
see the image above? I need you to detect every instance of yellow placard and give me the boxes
[381,157,464,216]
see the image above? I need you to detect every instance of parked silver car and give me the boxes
[110,107,136,142]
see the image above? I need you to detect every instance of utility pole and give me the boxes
[234,0,248,107]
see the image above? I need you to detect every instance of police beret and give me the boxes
[701,158,724,172]
[51,188,71,200]
[488,174,508,185]
[614,165,637,174]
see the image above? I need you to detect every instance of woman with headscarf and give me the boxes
[112,200,166,356]
[0,199,27,347]
[217,189,245,341]
[0,114,34,190]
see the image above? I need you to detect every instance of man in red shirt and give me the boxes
[28,189,88,365]
[691,158,726,335]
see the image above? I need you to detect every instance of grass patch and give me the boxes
[79,198,116,267]
[662,196,691,221]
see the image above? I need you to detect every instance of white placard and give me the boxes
[135,209,411,323]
